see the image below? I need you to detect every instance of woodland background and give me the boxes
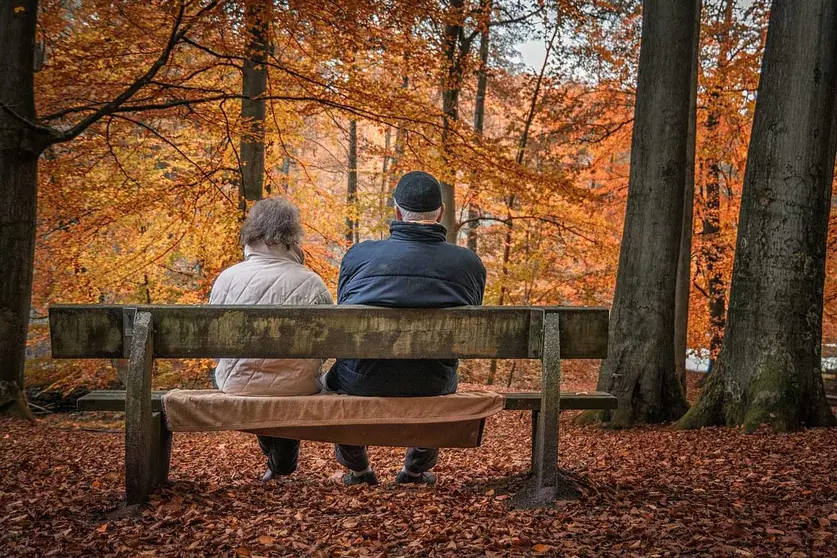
[14,0,836,394]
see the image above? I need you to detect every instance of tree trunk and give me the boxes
[379,126,391,232]
[440,0,467,244]
[280,154,291,193]
[701,0,735,369]
[387,74,409,209]
[345,119,358,245]
[0,0,40,420]
[467,0,492,254]
[674,0,703,394]
[239,0,270,201]
[588,0,697,427]
[677,0,837,431]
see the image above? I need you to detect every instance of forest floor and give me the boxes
[2,370,836,557]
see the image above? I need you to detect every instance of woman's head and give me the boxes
[240,197,304,248]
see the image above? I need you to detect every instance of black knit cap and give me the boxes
[393,171,443,212]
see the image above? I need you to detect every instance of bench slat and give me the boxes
[76,390,618,414]
[50,305,608,360]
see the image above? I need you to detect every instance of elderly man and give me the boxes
[210,197,333,482]
[324,170,486,486]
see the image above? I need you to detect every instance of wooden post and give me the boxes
[125,311,154,504]
[533,312,561,491]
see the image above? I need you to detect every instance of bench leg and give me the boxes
[533,312,560,491]
[530,409,540,473]
[125,311,155,505]
[150,412,172,489]
[514,312,563,508]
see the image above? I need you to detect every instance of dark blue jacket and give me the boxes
[324,221,486,396]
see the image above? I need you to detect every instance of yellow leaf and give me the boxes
[14,6,26,14]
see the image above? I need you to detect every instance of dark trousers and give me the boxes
[257,436,300,475]
[335,444,438,474]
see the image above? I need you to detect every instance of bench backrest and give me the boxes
[49,305,608,360]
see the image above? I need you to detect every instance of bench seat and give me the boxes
[77,389,618,413]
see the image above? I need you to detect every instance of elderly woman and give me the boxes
[209,197,332,481]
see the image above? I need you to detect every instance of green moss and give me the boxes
[736,355,799,432]
[674,368,726,430]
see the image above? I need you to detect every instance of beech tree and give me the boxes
[0,0,219,417]
[585,0,698,426]
[674,0,703,392]
[239,0,271,202]
[678,0,837,431]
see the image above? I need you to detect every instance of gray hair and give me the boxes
[240,197,303,247]
[395,202,442,223]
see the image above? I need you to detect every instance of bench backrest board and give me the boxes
[49,305,608,360]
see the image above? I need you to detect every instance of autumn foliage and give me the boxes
[23,0,834,395]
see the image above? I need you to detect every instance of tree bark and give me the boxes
[440,0,467,243]
[346,119,358,245]
[674,0,703,394]
[701,0,735,369]
[0,0,40,420]
[239,0,270,201]
[677,0,837,431]
[588,0,697,427]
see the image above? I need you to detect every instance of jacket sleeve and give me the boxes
[472,258,487,305]
[312,279,334,306]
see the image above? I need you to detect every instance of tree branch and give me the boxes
[48,1,220,146]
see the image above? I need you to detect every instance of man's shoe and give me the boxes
[262,469,283,483]
[394,471,437,486]
[342,470,378,486]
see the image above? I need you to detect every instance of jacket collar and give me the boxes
[389,220,447,243]
[244,242,304,264]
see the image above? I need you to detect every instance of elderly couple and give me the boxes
[210,171,486,486]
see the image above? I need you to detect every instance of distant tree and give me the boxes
[674,0,703,392]
[678,0,837,431]
[584,0,698,426]
[701,0,736,370]
[346,119,359,244]
[239,0,271,202]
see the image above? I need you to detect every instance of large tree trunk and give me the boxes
[239,0,270,201]
[346,119,358,244]
[0,0,39,420]
[674,0,703,394]
[701,0,736,369]
[588,0,697,427]
[677,0,837,431]
[440,0,467,244]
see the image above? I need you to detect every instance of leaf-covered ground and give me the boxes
[2,379,836,556]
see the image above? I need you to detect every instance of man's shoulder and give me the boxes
[440,243,486,272]
[343,238,391,262]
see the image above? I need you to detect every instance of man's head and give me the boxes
[393,171,445,223]
[240,197,303,248]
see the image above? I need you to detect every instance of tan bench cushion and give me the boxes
[162,390,505,448]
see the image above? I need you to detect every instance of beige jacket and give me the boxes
[209,242,333,396]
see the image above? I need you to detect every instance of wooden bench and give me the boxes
[50,304,616,506]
